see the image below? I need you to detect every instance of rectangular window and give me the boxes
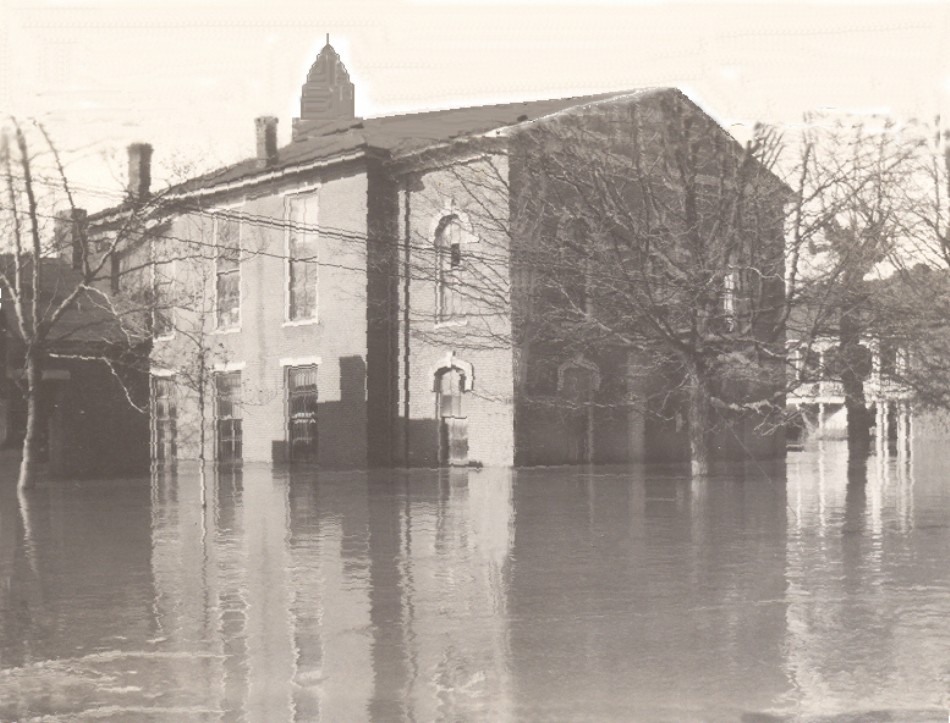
[215,214,242,330]
[287,194,318,321]
[152,242,174,339]
[215,370,243,463]
[287,365,318,461]
[723,271,737,318]
[151,376,177,462]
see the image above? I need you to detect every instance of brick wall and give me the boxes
[150,161,371,467]
[394,154,517,468]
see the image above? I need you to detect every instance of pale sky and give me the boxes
[3,0,949,211]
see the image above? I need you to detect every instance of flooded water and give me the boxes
[1,443,949,722]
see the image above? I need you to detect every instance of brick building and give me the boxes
[91,40,787,469]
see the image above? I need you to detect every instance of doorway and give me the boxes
[436,367,468,466]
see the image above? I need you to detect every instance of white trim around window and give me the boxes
[279,356,322,367]
[213,360,246,372]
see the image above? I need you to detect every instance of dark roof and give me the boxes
[0,255,137,349]
[165,90,653,197]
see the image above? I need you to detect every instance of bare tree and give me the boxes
[403,92,789,476]
[105,203,279,469]
[783,114,925,459]
[0,119,161,491]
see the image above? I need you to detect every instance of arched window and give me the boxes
[561,217,593,317]
[436,215,463,321]
[558,358,601,404]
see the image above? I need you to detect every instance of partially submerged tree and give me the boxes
[405,91,790,476]
[0,121,165,490]
[783,114,926,459]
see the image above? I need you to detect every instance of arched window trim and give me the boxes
[430,352,475,392]
[557,355,601,394]
[431,205,479,323]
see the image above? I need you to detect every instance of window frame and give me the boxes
[150,374,177,463]
[151,235,176,341]
[284,187,320,325]
[214,369,243,463]
[286,364,319,462]
[213,206,244,333]
[435,214,473,325]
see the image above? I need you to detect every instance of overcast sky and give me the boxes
[3,0,949,211]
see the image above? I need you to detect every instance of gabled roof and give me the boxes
[92,86,790,217]
[0,255,138,349]
[163,90,649,198]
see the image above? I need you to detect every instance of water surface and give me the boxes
[1,443,949,721]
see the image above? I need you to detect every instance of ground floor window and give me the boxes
[436,366,468,466]
[215,370,242,463]
[287,365,318,462]
[152,376,177,462]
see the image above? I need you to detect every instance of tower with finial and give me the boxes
[295,35,356,135]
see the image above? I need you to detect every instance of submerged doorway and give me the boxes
[559,358,600,465]
[436,366,468,466]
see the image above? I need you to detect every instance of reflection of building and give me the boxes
[781,444,950,718]
[144,465,514,720]
[89,39,786,469]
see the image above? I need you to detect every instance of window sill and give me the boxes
[153,333,175,343]
[212,327,242,336]
[434,317,468,330]
[283,318,319,328]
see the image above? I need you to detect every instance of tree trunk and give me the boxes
[685,363,711,478]
[17,351,41,492]
[839,316,872,461]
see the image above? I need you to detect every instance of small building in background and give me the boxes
[0,255,150,477]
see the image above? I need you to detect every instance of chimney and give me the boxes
[54,208,88,271]
[255,116,279,167]
[127,143,152,201]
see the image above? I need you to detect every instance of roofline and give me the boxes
[90,147,369,225]
[164,148,368,201]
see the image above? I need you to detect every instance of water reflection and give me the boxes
[1,451,950,720]
[783,442,950,720]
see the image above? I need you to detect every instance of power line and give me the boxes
[0,201,776,301]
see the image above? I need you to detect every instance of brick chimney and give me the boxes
[54,208,88,271]
[127,143,152,201]
[255,116,279,167]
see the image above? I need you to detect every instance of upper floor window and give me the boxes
[151,238,175,339]
[878,340,898,379]
[436,215,463,322]
[286,193,318,322]
[563,217,593,318]
[151,376,177,462]
[214,213,242,331]
[722,270,738,330]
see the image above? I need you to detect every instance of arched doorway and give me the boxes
[559,358,600,464]
[436,366,468,466]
